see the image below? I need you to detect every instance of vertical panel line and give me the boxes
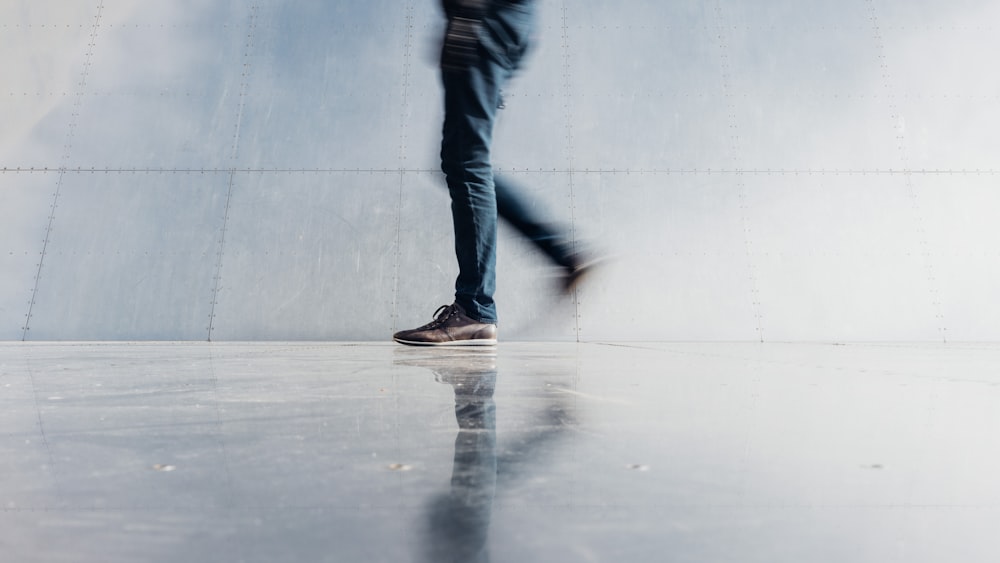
[391,1,415,333]
[711,1,764,342]
[866,1,948,344]
[22,2,105,341]
[208,3,259,341]
[561,1,581,341]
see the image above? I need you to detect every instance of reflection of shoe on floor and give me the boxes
[392,347,497,383]
[393,303,497,346]
[393,349,496,398]
[392,348,496,375]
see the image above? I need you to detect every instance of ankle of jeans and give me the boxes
[454,298,497,325]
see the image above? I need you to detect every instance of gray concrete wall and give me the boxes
[2,0,998,342]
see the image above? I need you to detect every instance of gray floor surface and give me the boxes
[2,341,999,562]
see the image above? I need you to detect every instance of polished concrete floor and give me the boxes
[2,341,999,562]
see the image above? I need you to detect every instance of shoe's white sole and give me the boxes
[393,337,497,347]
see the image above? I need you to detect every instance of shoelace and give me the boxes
[417,304,458,330]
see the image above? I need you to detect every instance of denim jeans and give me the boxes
[440,0,573,324]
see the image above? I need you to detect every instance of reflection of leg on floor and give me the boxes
[495,381,577,488]
[412,353,497,563]
[400,348,578,561]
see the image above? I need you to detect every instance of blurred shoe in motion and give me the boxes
[562,252,609,294]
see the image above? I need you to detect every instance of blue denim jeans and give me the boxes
[441,0,573,324]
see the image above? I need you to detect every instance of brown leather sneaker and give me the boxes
[393,303,498,346]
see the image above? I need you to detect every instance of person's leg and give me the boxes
[494,175,577,269]
[440,0,540,324]
[440,41,507,325]
[495,175,604,292]
[392,5,518,347]
[482,3,597,290]
[396,1,600,345]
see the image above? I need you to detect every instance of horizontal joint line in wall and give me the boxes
[1,168,996,176]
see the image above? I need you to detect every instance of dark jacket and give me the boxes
[441,0,526,20]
